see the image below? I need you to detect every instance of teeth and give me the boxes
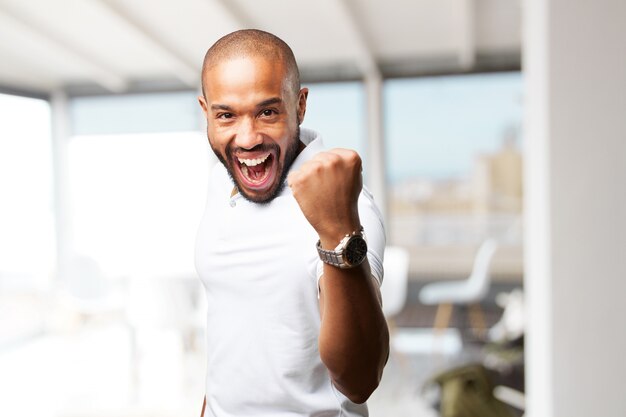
[237,153,270,167]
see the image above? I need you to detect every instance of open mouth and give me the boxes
[234,151,278,191]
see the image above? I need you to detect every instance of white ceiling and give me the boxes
[0,0,521,96]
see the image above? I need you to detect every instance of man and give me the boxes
[195,29,389,417]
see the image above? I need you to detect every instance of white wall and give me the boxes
[524,1,626,416]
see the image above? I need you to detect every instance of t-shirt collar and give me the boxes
[287,128,324,175]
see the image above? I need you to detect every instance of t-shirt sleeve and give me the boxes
[315,186,386,290]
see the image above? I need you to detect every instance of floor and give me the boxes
[0,292,512,417]
[0,327,464,417]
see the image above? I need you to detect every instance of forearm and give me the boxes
[318,260,389,404]
[287,148,388,402]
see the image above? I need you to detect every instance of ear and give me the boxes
[297,88,309,125]
[198,95,209,119]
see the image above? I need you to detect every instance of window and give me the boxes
[67,131,209,278]
[384,72,523,249]
[301,82,366,160]
[68,92,209,278]
[0,93,54,289]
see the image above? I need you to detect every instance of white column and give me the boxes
[50,90,73,281]
[524,1,626,416]
[364,72,387,225]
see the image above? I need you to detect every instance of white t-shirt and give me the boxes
[195,129,386,417]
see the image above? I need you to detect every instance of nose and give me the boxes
[234,117,263,150]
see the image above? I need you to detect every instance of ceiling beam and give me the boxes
[0,5,127,92]
[95,0,199,88]
[329,0,380,78]
[0,83,50,100]
[458,0,476,69]
[212,0,255,29]
[0,38,60,92]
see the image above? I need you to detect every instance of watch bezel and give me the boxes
[343,235,368,267]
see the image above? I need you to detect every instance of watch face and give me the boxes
[345,236,368,266]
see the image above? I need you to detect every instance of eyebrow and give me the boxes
[210,97,283,112]
[257,97,282,108]
[210,103,234,112]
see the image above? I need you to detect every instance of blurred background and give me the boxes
[0,1,623,416]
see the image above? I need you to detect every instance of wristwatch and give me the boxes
[316,226,368,269]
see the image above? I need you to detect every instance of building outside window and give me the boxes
[384,72,524,280]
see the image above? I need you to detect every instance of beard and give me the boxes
[209,126,302,204]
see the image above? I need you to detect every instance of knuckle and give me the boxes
[302,160,323,176]
[346,150,360,164]
[312,162,324,174]
[326,152,342,167]
[322,159,336,171]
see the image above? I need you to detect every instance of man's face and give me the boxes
[199,56,308,203]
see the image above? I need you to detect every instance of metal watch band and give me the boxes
[316,226,365,269]
[316,241,344,266]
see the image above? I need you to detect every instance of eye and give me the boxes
[260,109,277,117]
[217,112,234,120]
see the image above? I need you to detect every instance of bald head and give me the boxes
[201,29,300,99]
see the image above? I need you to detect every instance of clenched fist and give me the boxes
[287,148,363,248]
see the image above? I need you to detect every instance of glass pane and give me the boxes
[385,72,523,248]
[68,131,210,278]
[301,82,366,159]
[0,93,54,289]
[70,91,201,135]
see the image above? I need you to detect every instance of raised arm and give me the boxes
[288,149,389,403]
